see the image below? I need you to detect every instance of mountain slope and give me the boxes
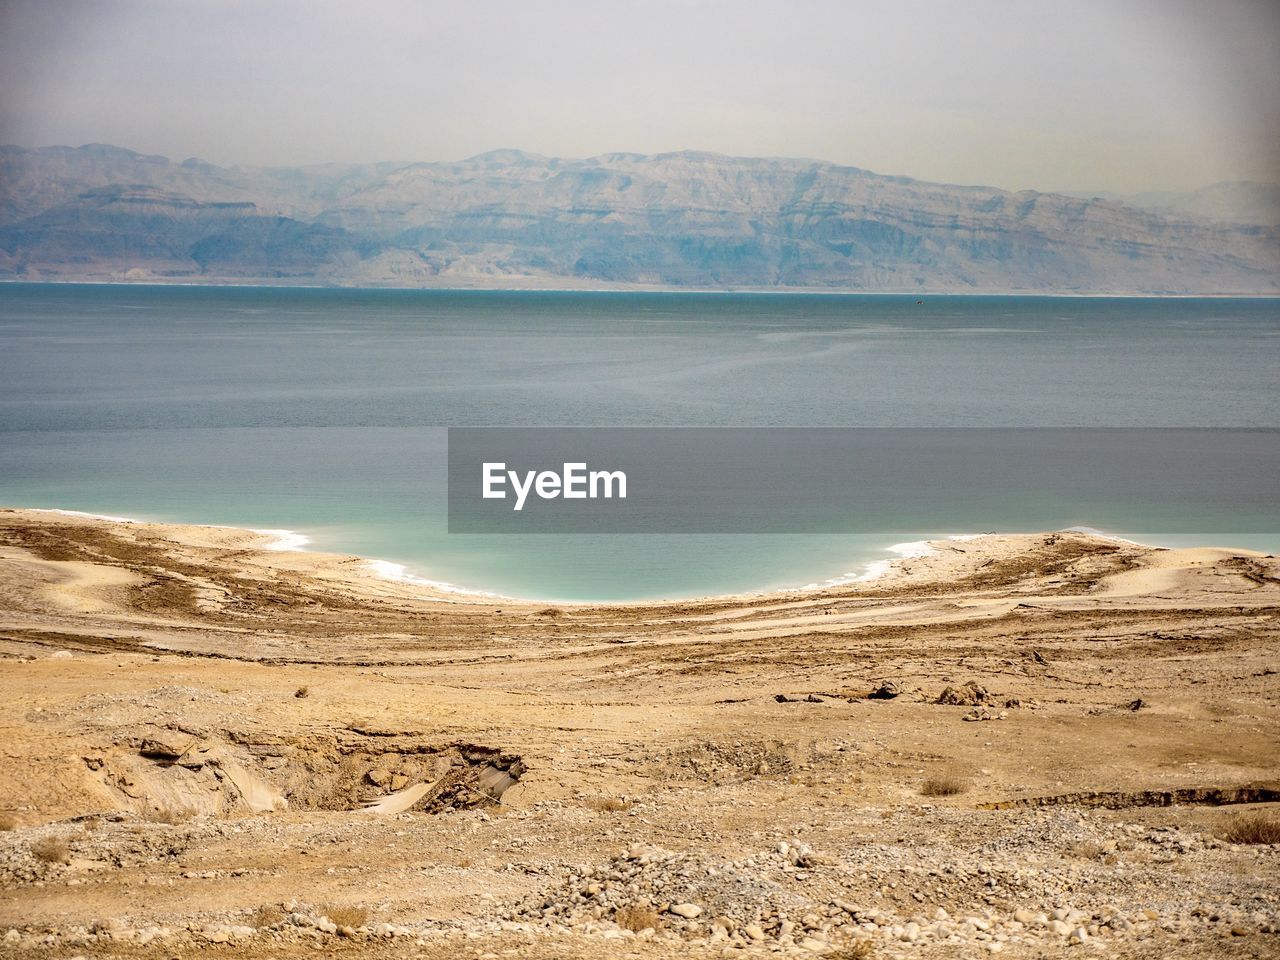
[1,144,1276,292]
[1069,182,1280,228]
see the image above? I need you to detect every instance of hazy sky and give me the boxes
[1,0,1277,193]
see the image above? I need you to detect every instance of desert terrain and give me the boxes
[0,507,1277,958]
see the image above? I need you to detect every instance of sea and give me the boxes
[0,283,1276,600]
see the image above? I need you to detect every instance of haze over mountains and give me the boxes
[1066,182,1280,229]
[1,143,1276,293]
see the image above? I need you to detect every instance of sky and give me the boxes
[1,0,1277,194]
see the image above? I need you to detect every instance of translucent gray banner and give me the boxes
[447,428,1278,534]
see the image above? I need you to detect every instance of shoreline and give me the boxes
[37,506,953,603]
[39,508,313,555]
[24,507,1127,605]
[33,507,493,601]
[5,278,1280,298]
[16,505,1264,607]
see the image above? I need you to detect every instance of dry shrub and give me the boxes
[246,904,286,929]
[1203,700,1241,718]
[537,607,563,618]
[321,903,369,928]
[147,803,196,825]
[294,685,310,698]
[0,813,17,831]
[920,776,968,797]
[1071,839,1106,860]
[31,836,70,864]
[1223,811,1280,845]
[614,903,661,933]
[586,797,632,813]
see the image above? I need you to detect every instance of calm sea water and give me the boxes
[1,284,1276,600]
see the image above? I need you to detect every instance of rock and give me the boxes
[788,843,816,867]
[962,706,1007,721]
[799,936,828,951]
[936,682,990,706]
[137,735,191,760]
[669,903,702,919]
[50,650,73,660]
[1048,919,1073,936]
[868,680,902,699]
[744,924,766,941]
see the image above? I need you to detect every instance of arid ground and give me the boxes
[0,508,1277,958]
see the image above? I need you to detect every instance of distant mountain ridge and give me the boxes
[1,143,1276,292]
[1066,182,1280,228]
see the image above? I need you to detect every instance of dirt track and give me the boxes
[0,508,1277,958]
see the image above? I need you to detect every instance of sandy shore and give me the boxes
[0,506,1278,958]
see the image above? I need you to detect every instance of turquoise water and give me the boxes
[0,284,1277,600]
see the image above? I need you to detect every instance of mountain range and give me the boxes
[1066,182,1280,228]
[1,143,1276,293]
